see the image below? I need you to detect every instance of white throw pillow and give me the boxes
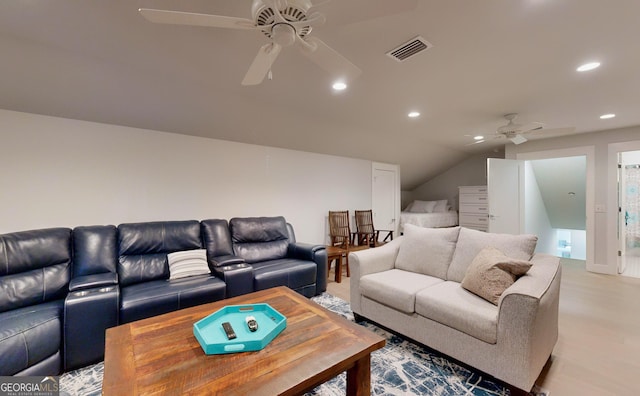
[167,249,211,280]
[432,200,449,213]
[408,200,437,213]
[395,224,460,279]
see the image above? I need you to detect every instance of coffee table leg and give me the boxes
[346,354,371,396]
[336,255,343,283]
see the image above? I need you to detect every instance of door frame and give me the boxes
[516,146,595,272]
[608,141,640,276]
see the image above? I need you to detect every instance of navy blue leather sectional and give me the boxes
[0,216,327,376]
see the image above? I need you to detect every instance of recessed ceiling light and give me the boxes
[576,62,600,72]
[474,135,484,140]
[408,111,420,118]
[600,113,616,119]
[332,82,347,91]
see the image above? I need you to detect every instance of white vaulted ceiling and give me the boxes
[1,0,639,189]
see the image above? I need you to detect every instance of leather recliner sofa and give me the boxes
[0,216,327,376]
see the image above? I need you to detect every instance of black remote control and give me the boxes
[222,322,236,340]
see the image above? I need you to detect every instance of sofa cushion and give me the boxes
[415,281,499,344]
[0,300,63,375]
[119,275,226,323]
[447,227,538,282]
[0,228,72,313]
[395,225,460,279]
[167,249,210,279]
[230,217,290,264]
[117,221,202,286]
[72,225,118,277]
[461,247,533,305]
[360,269,444,314]
[251,258,316,291]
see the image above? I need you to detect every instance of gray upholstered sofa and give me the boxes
[349,225,561,392]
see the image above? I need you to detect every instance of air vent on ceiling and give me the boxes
[386,36,433,62]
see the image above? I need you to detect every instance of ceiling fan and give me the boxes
[138,0,362,86]
[467,113,575,146]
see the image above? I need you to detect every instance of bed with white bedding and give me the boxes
[399,211,459,232]
[399,199,459,233]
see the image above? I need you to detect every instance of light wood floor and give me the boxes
[326,259,640,395]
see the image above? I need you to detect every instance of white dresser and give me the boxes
[458,186,489,231]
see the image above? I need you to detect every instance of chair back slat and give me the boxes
[355,210,375,234]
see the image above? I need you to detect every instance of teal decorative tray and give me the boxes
[193,303,286,354]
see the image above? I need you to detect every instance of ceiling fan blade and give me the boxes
[519,122,545,133]
[241,43,282,86]
[528,126,576,136]
[298,36,362,81]
[138,8,256,29]
[465,139,486,146]
[510,134,528,145]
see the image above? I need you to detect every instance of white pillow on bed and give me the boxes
[408,200,437,213]
[432,200,449,213]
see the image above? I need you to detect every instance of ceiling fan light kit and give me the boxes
[139,0,361,86]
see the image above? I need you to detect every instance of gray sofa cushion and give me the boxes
[415,281,499,344]
[395,225,460,279]
[447,227,538,282]
[360,269,444,314]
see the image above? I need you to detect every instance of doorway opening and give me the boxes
[555,229,587,259]
[516,146,594,272]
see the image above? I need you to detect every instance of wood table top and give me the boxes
[103,286,385,395]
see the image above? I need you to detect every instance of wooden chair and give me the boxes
[354,210,393,247]
[327,211,367,283]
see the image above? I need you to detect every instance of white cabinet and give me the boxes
[458,186,489,231]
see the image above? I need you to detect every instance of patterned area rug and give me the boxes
[60,293,547,396]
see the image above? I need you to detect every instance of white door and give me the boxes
[372,163,399,234]
[487,158,523,234]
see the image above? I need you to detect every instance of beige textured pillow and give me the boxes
[461,247,533,305]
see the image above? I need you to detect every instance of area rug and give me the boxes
[60,293,547,396]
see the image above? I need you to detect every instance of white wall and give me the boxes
[622,150,640,164]
[570,229,587,260]
[523,162,555,255]
[0,109,375,244]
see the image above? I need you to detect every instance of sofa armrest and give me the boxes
[349,237,402,313]
[212,263,254,298]
[495,253,561,389]
[68,273,118,292]
[287,243,327,293]
[209,254,245,268]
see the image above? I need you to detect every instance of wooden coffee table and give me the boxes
[103,286,385,395]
